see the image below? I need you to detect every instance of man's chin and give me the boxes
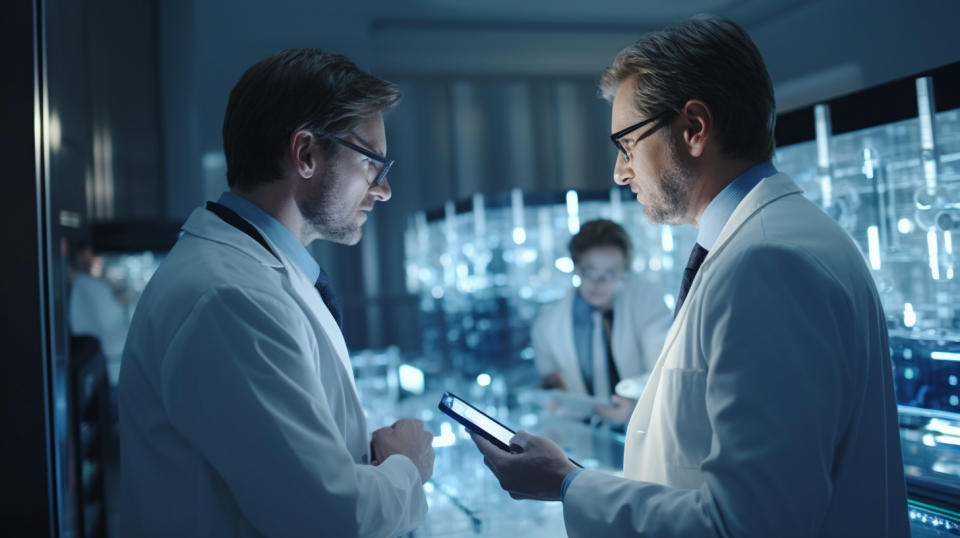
[340,229,363,246]
[643,204,685,226]
[319,226,363,246]
[642,204,667,225]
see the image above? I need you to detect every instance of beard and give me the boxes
[297,164,363,245]
[643,133,696,225]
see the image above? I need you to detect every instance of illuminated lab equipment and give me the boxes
[774,65,960,536]
[404,188,696,381]
[388,61,960,536]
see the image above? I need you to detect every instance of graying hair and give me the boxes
[599,14,776,162]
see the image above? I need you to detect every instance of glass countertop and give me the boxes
[365,389,626,537]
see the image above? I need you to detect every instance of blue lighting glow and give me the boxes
[555,257,574,273]
[903,303,917,328]
[432,422,456,448]
[566,190,580,234]
[398,364,425,394]
[661,227,674,252]
[513,226,526,245]
[867,225,881,270]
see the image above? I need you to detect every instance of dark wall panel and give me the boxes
[0,0,55,536]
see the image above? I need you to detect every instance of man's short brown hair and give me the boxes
[600,14,776,162]
[222,48,400,191]
[569,219,634,266]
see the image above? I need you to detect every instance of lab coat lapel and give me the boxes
[704,173,802,271]
[625,344,666,441]
[624,173,802,446]
[609,291,631,377]
[190,209,357,389]
[663,173,801,339]
[181,208,284,270]
[277,248,357,388]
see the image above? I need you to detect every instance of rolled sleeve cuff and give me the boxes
[561,468,584,500]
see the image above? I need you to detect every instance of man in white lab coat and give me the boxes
[119,49,433,537]
[532,219,671,421]
[472,15,909,537]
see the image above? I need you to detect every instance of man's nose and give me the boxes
[371,177,392,202]
[613,154,632,186]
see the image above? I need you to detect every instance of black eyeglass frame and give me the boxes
[609,111,672,162]
[324,135,395,186]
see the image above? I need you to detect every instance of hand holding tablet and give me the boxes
[437,391,581,467]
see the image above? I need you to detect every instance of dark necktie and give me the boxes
[601,309,620,391]
[674,243,708,319]
[315,268,343,330]
[206,201,343,329]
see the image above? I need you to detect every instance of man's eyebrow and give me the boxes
[346,131,385,158]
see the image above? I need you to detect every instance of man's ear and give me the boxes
[289,129,322,179]
[679,99,712,159]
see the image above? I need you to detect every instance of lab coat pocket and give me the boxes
[661,368,710,470]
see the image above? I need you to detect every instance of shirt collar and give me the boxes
[696,161,777,250]
[572,289,596,321]
[216,191,321,284]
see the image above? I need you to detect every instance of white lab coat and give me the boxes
[562,173,909,537]
[118,207,427,538]
[69,272,128,384]
[531,277,671,398]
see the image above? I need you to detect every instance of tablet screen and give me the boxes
[447,395,515,446]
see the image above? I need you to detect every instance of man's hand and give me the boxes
[370,418,435,483]
[471,430,577,501]
[538,373,567,390]
[595,394,637,424]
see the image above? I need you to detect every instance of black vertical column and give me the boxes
[0,0,57,536]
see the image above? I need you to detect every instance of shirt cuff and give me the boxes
[561,468,583,501]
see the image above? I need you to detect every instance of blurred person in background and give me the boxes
[532,219,671,423]
[68,243,129,385]
[118,48,433,538]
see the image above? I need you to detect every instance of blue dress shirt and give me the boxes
[562,468,583,500]
[217,191,321,284]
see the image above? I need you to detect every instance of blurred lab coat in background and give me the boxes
[532,277,672,399]
[69,263,128,384]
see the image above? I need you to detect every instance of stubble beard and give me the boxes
[298,165,363,246]
[643,133,695,225]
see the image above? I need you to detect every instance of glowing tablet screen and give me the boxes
[448,396,514,446]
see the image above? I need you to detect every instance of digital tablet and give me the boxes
[438,391,583,468]
[438,391,516,451]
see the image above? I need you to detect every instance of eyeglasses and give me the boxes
[579,268,626,285]
[327,136,395,187]
[609,111,670,163]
